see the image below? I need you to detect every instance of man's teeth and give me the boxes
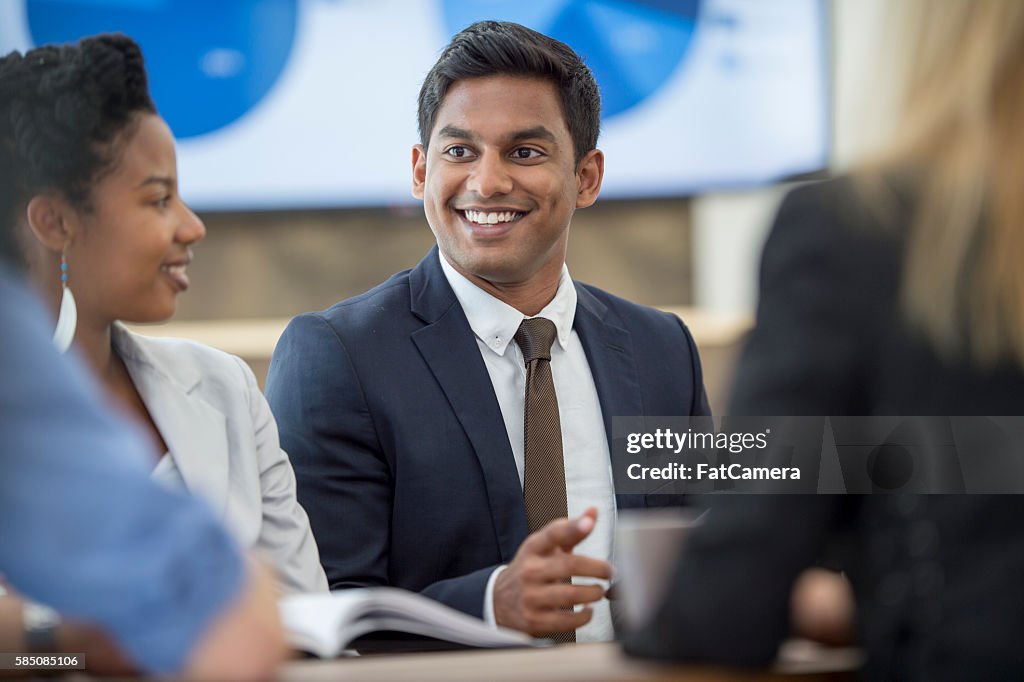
[463,210,522,225]
[161,265,186,275]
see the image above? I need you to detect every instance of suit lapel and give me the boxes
[573,285,643,446]
[409,249,529,561]
[573,285,647,511]
[114,327,230,517]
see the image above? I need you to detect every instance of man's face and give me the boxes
[413,75,603,289]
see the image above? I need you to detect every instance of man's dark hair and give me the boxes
[0,33,156,262]
[417,21,601,165]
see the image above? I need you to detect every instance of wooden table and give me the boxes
[278,642,862,682]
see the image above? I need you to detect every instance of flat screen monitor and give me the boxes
[0,0,831,210]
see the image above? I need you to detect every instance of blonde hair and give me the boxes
[859,0,1024,368]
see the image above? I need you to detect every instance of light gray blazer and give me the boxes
[112,324,328,594]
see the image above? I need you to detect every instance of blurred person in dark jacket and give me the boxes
[625,1,1024,679]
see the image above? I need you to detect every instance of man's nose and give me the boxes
[466,151,514,197]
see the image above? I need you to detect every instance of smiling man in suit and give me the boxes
[266,20,710,642]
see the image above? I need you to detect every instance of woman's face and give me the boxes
[64,114,205,325]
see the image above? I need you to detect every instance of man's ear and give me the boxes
[25,194,75,253]
[412,144,427,200]
[575,149,604,209]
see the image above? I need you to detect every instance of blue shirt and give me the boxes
[0,264,245,674]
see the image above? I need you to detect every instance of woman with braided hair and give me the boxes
[0,34,327,595]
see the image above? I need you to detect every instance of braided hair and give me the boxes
[0,33,156,265]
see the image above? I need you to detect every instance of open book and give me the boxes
[281,587,544,657]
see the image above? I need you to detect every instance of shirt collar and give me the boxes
[437,251,577,356]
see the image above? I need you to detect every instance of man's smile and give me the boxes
[460,209,526,225]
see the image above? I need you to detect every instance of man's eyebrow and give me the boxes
[434,125,558,145]
[436,125,476,140]
[507,126,557,144]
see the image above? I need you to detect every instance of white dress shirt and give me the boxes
[438,253,616,642]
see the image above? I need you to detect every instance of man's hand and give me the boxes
[790,568,856,646]
[185,558,286,681]
[493,507,612,637]
[0,594,137,676]
[56,621,138,675]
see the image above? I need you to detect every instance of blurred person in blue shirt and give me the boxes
[0,33,325,595]
[0,257,284,678]
[0,43,285,682]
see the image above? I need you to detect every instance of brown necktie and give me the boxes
[514,317,576,644]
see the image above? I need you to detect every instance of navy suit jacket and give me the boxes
[266,247,710,617]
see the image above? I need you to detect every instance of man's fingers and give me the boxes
[523,554,612,583]
[565,555,613,581]
[522,508,598,556]
[524,606,595,637]
[522,583,606,610]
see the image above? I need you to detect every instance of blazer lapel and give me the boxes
[573,285,646,510]
[408,249,529,561]
[573,285,643,445]
[114,327,230,517]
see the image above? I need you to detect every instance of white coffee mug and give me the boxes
[612,508,705,630]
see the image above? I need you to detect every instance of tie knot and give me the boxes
[514,317,557,363]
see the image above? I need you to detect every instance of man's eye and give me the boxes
[155,196,171,208]
[445,146,473,159]
[512,147,542,160]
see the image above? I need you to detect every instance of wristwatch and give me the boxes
[23,601,60,653]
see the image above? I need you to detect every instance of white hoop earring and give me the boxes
[52,250,77,353]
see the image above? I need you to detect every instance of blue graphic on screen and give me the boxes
[442,0,701,118]
[25,0,298,139]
